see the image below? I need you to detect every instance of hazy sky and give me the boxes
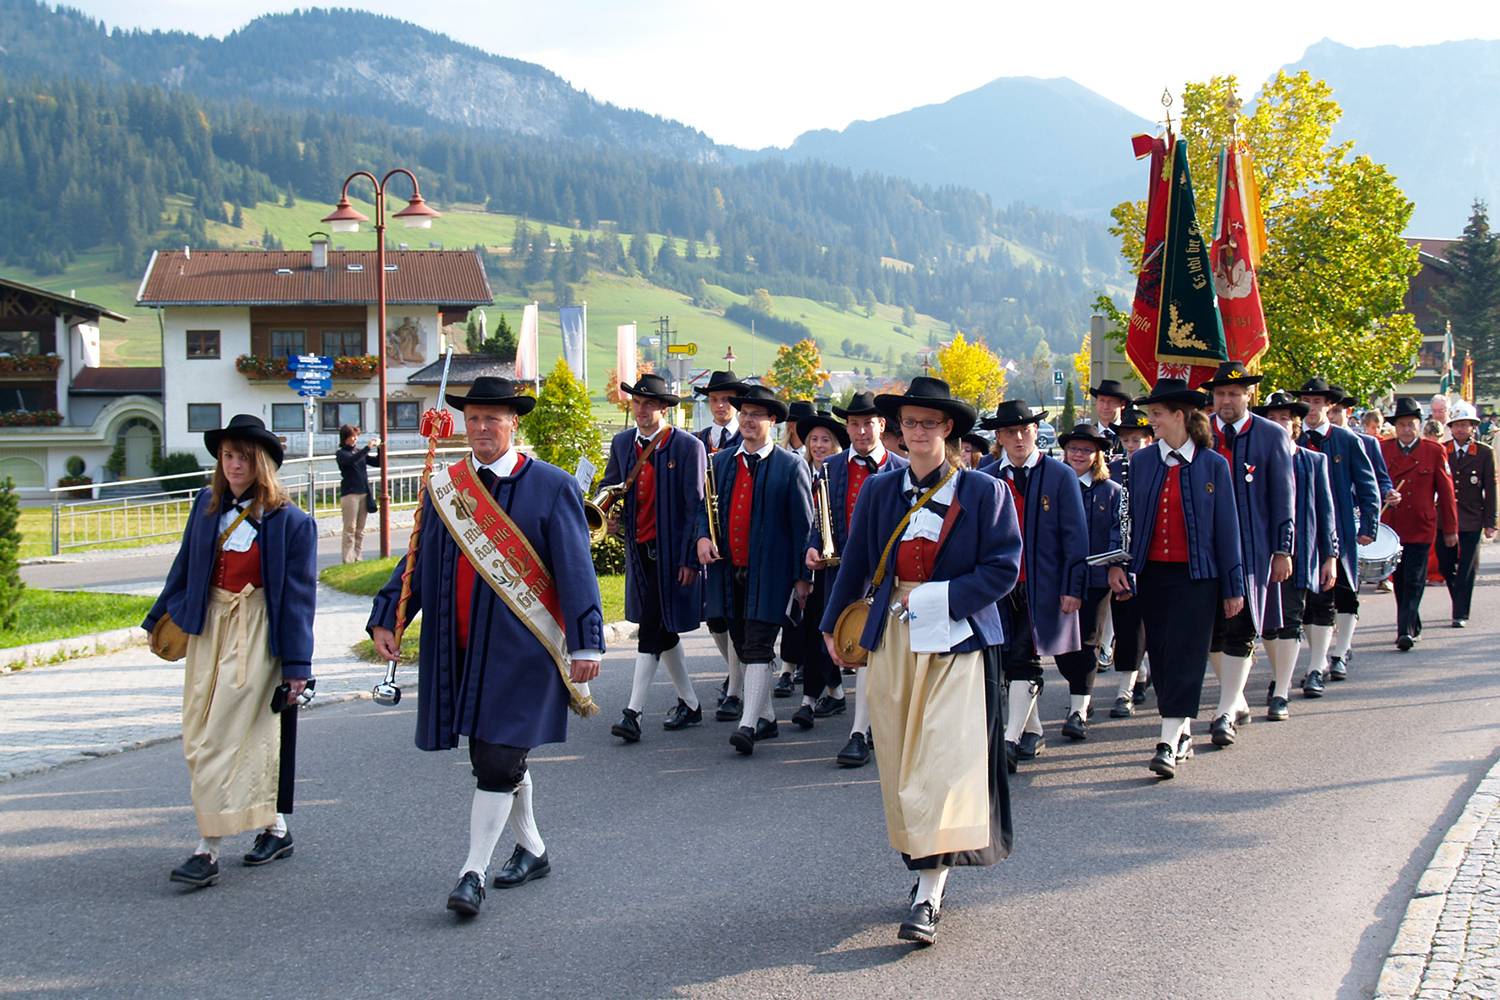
[60,0,1500,149]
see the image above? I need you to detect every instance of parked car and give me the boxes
[1037,420,1057,451]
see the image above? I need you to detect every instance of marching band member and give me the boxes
[804,391,909,766]
[368,377,604,917]
[1199,362,1295,747]
[1295,377,1380,690]
[695,385,814,755]
[820,377,1021,945]
[693,369,747,709]
[775,400,818,695]
[1440,401,1497,627]
[1381,397,1459,650]
[979,399,1087,771]
[1089,379,1134,457]
[1255,392,1338,720]
[1108,408,1154,717]
[960,432,990,469]
[602,374,708,743]
[1333,387,1394,498]
[789,409,849,730]
[1053,423,1123,740]
[1117,379,1243,778]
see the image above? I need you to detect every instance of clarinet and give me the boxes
[1086,458,1132,566]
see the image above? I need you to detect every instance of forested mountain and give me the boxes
[0,1,722,163]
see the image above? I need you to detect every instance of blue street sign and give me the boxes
[289,378,331,395]
[287,354,335,372]
[296,385,330,398]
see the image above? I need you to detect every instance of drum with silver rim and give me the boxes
[1357,523,1402,583]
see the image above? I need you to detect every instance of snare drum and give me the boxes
[1357,523,1402,583]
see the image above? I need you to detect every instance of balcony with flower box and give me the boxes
[235,354,381,382]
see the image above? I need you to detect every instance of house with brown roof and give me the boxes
[137,245,492,465]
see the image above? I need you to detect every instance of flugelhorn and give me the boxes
[703,455,724,560]
[815,465,840,566]
[584,483,628,542]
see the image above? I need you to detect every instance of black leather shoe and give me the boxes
[447,871,485,915]
[1210,714,1236,746]
[1327,656,1348,681]
[837,731,871,768]
[1396,634,1414,652]
[242,830,293,866]
[1005,739,1019,773]
[1061,711,1087,741]
[169,853,219,887]
[1267,696,1290,722]
[716,676,729,705]
[610,708,643,743]
[792,666,804,684]
[898,900,940,945]
[730,725,757,755]
[1175,733,1194,762]
[715,695,742,722]
[791,704,815,730]
[1110,696,1134,718]
[1132,681,1148,706]
[1016,732,1045,760]
[774,673,794,698]
[753,718,779,741]
[812,695,847,717]
[1266,680,1276,706]
[1149,742,1176,778]
[1454,618,1469,629]
[1302,669,1325,697]
[662,700,702,731]
[492,844,550,888]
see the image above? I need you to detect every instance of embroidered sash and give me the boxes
[428,456,598,717]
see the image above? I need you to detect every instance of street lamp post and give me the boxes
[322,169,440,558]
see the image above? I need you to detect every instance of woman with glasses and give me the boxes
[821,377,1021,946]
[789,409,851,730]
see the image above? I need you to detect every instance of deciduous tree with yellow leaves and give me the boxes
[932,332,1005,409]
[762,339,827,400]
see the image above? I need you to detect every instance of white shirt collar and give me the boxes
[476,447,522,478]
[736,439,776,461]
[1215,412,1251,435]
[713,416,739,446]
[1158,438,1198,465]
[637,423,669,444]
[849,442,888,468]
[1305,415,1331,435]
[998,447,1041,471]
[1077,471,1092,486]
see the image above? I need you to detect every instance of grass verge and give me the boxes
[1,589,154,649]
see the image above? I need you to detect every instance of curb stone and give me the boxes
[0,626,147,672]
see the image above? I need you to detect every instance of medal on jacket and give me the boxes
[1244,463,1255,483]
[1042,495,1051,511]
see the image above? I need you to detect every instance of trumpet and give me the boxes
[584,483,628,542]
[814,465,840,567]
[704,455,724,560]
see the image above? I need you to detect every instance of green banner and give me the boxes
[1156,140,1228,367]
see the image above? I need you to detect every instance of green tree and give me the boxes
[1106,70,1420,400]
[749,288,774,316]
[1434,200,1500,399]
[519,358,603,480]
[933,331,1005,409]
[1060,381,1076,431]
[861,288,878,318]
[693,277,717,310]
[837,286,856,312]
[1015,338,1054,405]
[231,203,243,228]
[283,185,295,208]
[841,337,855,356]
[0,477,21,630]
[902,304,916,327]
[629,232,652,276]
[477,312,517,361]
[762,339,827,400]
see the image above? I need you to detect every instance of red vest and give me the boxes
[213,541,263,591]
[1003,474,1026,583]
[635,428,668,543]
[1212,419,1239,462]
[728,453,756,567]
[456,453,527,649]
[1147,465,1189,563]
[846,453,879,524]
[895,537,938,583]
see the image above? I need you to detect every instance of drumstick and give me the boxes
[1380,478,1407,517]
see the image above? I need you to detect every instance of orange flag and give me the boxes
[1211,141,1269,366]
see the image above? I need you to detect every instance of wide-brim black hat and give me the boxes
[787,400,818,421]
[1253,390,1309,418]
[1089,379,1133,403]
[960,432,991,453]
[1134,378,1209,408]
[796,412,850,450]
[205,413,285,468]
[447,375,537,415]
[694,369,748,396]
[1057,422,1112,449]
[833,390,882,419]
[980,399,1047,431]
[1391,396,1424,421]
[730,385,790,422]
[1330,384,1359,408]
[620,372,680,406]
[1118,408,1153,431]
[875,377,977,437]
[1291,376,1340,400]
[1197,360,1264,390]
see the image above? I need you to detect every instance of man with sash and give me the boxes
[979,399,1087,771]
[1439,401,1497,628]
[1198,361,1295,748]
[603,373,708,743]
[1293,377,1380,692]
[804,390,909,767]
[1089,379,1133,458]
[1382,397,1459,651]
[368,376,604,918]
[695,384,814,755]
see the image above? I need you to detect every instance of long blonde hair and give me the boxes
[207,438,291,515]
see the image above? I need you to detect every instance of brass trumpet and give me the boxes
[584,483,628,542]
[703,456,724,560]
[814,465,840,566]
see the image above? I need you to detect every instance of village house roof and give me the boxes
[136,250,493,308]
[407,354,517,386]
[0,276,129,323]
[68,367,163,395]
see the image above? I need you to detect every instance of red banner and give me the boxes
[1211,142,1269,367]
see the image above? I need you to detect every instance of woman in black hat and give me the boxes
[789,410,851,728]
[959,432,990,469]
[1116,380,1244,778]
[145,415,318,887]
[820,377,1021,945]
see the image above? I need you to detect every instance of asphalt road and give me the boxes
[3,557,1500,999]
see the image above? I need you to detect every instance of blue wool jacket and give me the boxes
[1291,446,1339,591]
[819,467,1021,654]
[695,445,814,625]
[1125,445,1246,600]
[1211,413,1296,631]
[1299,423,1380,586]
[1357,430,1394,496]
[806,447,909,589]
[602,426,706,635]
[1078,474,1125,591]
[144,489,318,677]
[981,453,1088,656]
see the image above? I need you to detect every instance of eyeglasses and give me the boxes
[1064,445,1097,456]
[899,418,949,430]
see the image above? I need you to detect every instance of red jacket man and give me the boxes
[1380,397,1458,649]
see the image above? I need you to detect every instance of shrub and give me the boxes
[152,451,208,491]
[0,478,22,629]
[592,533,625,575]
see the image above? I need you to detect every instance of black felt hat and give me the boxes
[1196,360,1264,390]
[1391,397,1424,421]
[730,384,791,422]
[796,411,850,450]
[960,432,992,453]
[1330,384,1359,408]
[979,399,1048,431]
[620,372,681,406]
[1118,408,1153,431]
[694,370,749,396]
[205,413,284,468]
[1253,390,1310,418]
[1057,422,1112,449]
[833,390,882,419]
[874,377,978,438]
[1089,379,1134,403]
[787,400,818,421]
[1291,376,1341,400]
[446,375,537,415]
[1134,378,1210,408]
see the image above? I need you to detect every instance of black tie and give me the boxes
[1310,430,1325,450]
[1168,450,1187,465]
[1009,466,1028,495]
[744,453,760,475]
[856,455,877,474]
[478,466,499,492]
[1221,423,1237,451]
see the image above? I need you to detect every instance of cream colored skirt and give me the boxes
[866,581,990,858]
[181,585,281,838]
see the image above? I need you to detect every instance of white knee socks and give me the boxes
[195,835,222,861]
[914,865,950,908]
[267,812,288,837]
[739,662,775,727]
[1215,653,1252,718]
[1269,638,1300,698]
[1117,670,1139,699]
[508,772,545,858]
[461,788,514,878]
[627,652,659,714]
[726,646,746,700]
[1069,694,1091,717]
[1005,683,1040,743]
[1160,716,1189,745]
[659,643,698,710]
[711,629,730,662]
[851,669,871,736]
[1305,624,1334,676]
[1332,613,1358,659]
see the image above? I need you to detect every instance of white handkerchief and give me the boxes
[906,581,974,654]
[219,506,256,552]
